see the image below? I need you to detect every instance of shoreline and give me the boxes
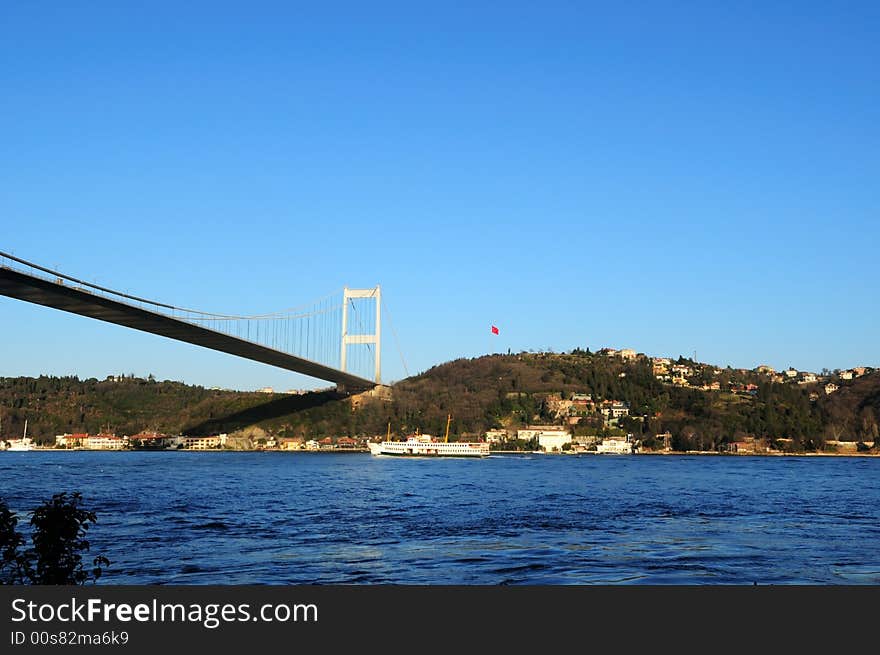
[5,448,878,458]
[491,449,880,457]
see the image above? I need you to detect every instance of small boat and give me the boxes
[368,416,490,457]
[4,419,34,451]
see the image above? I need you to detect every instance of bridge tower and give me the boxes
[340,286,381,384]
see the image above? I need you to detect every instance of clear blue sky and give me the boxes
[1,2,877,391]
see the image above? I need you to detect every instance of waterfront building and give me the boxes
[183,434,227,450]
[596,437,635,454]
[517,425,565,441]
[130,431,170,448]
[278,438,304,450]
[484,429,508,444]
[730,438,757,454]
[538,431,571,452]
[85,433,126,450]
[56,432,89,448]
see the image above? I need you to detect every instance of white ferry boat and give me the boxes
[368,416,490,457]
[368,435,489,457]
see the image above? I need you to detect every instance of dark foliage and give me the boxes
[0,500,26,584]
[0,493,108,585]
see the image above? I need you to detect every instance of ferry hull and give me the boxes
[368,440,489,457]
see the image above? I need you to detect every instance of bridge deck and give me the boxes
[0,266,375,392]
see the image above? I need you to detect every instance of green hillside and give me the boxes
[1,351,878,452]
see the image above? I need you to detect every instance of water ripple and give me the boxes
[2,452,879,584]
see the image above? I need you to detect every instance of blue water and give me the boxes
[1,452,879,584]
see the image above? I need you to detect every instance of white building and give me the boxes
[824,383,839,395]
[516,427,551,441]
[840,370,853,380]
[516,426,570,451]
[596,438,635,454]
[85,434,126,450]
[600,402,630,422]
[538,431,571,452]
[484,429,508,444]
[183,434,228,450]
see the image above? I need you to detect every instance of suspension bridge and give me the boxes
[0,251,398,393]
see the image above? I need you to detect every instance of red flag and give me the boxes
[491,325,499,335]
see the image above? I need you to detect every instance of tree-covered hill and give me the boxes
[1,351,877,451]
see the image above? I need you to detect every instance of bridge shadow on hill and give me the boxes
[183,390,346,435]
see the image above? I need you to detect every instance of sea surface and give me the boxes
[1,451,879,584]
